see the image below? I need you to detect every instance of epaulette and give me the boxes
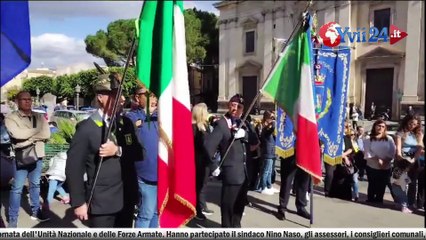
[89,112,104,127]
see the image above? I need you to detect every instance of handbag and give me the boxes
[342,160,358,176]
[14,115,38,167]
[15,143,38,167]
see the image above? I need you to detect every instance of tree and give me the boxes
[85,19,136,66]
[84,9,217,66]
[184,9,208,64]
[6,86,21,101]
[22,75,56,97]
[193,9,219,65]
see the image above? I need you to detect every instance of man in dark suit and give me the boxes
[204,94,248,228]
[277,114,310,221]
[66,73,142,228]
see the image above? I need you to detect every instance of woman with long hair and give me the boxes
[395,114,424,209]
[192,103,214,220]
[363,120,396,203]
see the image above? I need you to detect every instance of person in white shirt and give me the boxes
[363,120,396,204]
[45,152,69,207]
[355,126,367,181]
[351,105,359,129]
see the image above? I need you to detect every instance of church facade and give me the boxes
[214,1,424,118]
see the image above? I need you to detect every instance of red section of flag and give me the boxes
[296,115,322,184]
[158,98,196,228]
[389,25,408,45]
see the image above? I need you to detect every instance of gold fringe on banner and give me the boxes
[276,146,295,159]
[323,154,343,166]
[174,194,197,227]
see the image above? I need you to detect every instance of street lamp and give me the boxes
[75,84,81,110]
[36,87,40,106]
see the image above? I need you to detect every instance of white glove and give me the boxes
[234,128,246,139]
[212,168,221,177]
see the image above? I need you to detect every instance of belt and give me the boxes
[139,177,157,185]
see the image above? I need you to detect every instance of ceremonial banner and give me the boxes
[275,106,296,159]
[1,1,31,87]
[262,14,322,182]
[313,47,351,165]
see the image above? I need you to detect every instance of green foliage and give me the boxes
[83,9,218,66]
[193,9,219,65]
[6,86,21,101]
[184,9,208,63]
[22,75,56,97]
[109,67,140,96]
[49,120,76,144]
[85,19,136,66]
[23,67,139,104]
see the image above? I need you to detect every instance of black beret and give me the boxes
[229,94,244,105]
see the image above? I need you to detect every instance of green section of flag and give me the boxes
[136,1,177,97]
[262,28,310,116]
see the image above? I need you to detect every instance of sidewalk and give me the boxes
[1,171,423,228]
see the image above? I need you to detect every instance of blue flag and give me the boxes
[313,47,351,165]
[1,1,31,87]
[275,106,296,159]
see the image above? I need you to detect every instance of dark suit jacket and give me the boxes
[66,112,142,215]
[204,116,248,185]
[116,114,144,207]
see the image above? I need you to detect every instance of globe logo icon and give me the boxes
[319,22,342,47]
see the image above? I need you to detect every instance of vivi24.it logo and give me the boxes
[318,22,408,47]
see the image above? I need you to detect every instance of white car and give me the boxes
[50,110,91,125]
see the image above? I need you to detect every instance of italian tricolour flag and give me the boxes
[136,1,196,227]
[262,16,322,183]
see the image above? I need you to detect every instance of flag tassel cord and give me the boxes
[87,36,137,208]
[217,1,313,169]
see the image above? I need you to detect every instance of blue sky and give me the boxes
[28,1,219,74]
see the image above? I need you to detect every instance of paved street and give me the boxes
[1,167,423,228]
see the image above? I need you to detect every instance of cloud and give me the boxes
[30,33,103,74]
[183,1,220,16]
[29,1,219,21]
[184,1,197,9]
[29,1,144,21]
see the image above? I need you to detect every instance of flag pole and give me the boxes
[310,176,314,226]
[87,36,137,208]
[217,1,313,169]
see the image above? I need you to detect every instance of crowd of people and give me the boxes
[0,71,424,228]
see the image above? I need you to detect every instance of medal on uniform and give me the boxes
[125,134,132,145]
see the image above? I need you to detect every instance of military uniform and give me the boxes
[65,74,142,228]
[204,95,249,228]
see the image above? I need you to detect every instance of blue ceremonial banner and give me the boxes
[1,1,31,87]
[313,47,351,165]
[275,106,296,159]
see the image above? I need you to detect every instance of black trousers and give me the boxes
[278,156,309,213]
[408,167,425,207]
[324,162,336,196]
[366,166,390,202]
[354,151,366,178]
[221,181,248,228]
[196,165,210,214]
[247,157,261,190]
[89,212,121,228]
